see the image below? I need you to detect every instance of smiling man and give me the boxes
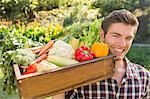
[53,9,150,99]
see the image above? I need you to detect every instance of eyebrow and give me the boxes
[111,32,121,36]
[111,32,134,38]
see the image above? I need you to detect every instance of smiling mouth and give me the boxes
[114,48,125,53]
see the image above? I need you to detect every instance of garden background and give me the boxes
[0,0,150,98]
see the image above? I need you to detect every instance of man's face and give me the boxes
[101,23,135,60]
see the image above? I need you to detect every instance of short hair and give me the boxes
[101,9,139,35]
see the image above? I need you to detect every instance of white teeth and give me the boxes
[114,48,124,52]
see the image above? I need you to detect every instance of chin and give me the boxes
[114,53,126,59]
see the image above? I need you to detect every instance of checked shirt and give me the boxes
[65,57,150,99]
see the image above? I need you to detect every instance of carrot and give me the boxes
[31,54,47,64]
[30,46,42,51]
[38,40,54,56]
[42,49,49,54]
[32,48,41,54]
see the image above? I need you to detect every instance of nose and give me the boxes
[119,38,126,47]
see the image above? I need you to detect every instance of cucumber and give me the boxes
[47,55,79,67]
[37,60,59,72]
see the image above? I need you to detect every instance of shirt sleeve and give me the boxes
[65,89,82,99]
[65,90,77,99]
[143,83,150,99]
[143,72,150,99]
[147,84,150,98]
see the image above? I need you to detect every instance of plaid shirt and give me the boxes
[65,57,150,99]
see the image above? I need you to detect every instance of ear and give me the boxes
[100,29,105,42]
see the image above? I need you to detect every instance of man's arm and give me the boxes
[143,79,150,99]
[52,93,65,99]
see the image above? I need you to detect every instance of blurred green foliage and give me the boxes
[0,0,72,20]
[127,46,150,70]
[91,0,150,16]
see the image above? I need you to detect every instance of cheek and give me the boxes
[126,40,133,47]
[104,35,114,46]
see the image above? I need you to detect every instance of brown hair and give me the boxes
[101,9,139,35]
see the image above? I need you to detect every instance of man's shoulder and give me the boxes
[131,62,150,79]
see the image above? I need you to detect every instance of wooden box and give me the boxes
[13,55,115,99]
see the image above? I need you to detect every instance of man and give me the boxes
[53,9,150,99]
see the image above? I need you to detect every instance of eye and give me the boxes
[126,37,133,40]
[112,34,120,38]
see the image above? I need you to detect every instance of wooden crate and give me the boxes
[13,55,115,99]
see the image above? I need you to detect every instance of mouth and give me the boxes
[112,48,125,56]
[114,48,125,52]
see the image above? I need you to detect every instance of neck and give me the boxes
[113,59,126,86]
[115,59,126,71]
[115,68,126,72]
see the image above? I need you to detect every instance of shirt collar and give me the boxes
[124,57,139,79]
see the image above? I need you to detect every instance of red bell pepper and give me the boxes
[75,46,95,62]
[22,63,37,75]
